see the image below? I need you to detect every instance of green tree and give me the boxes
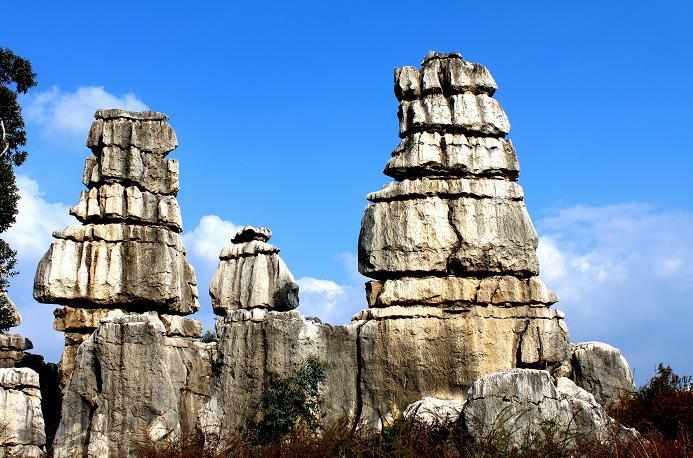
[0,48,37,331]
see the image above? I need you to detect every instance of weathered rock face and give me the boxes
[32,110,201,394]
[359,52,543,281]
[0,333,32,369]
[403,397,466,425]
[462,369,638,449]
[353,51,570,425]
[53,313,213,458]
[0,368,46,457]
[209,226,299,314]
[200,310,358,438]
[569,342,635,408]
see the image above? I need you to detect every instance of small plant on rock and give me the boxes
[251,356,328,444]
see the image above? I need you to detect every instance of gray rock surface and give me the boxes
[209,226,299,314]
[403,397,465,425]
[462,369,638,449]
[0,334,33,369]
[570,342,635,408]
[53,313,213,458]
[0,368,46,457]
[359,196,539,278]
[34,224,198,314]
[199,311,358,438]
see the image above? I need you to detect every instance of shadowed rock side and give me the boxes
[32,110,201,391]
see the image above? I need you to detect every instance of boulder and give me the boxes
[403,397,465,425]
[570,342,635,408]
[462,369,638,449]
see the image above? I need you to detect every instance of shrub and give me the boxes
[250,356,328,444]
[199,330,216,343]
[610,363,693,440]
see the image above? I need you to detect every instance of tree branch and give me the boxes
[0,120,8,158]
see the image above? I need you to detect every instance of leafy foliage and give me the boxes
[610,363,693,440]
[0,48,37,166]
[199,330,217,343]
[0,48,36,332]
[250,356,328,443]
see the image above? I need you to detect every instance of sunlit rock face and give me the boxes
[42,53,636,456]
[32,110,201,392]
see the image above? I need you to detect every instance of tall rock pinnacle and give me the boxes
[359,52,557,310]
[33,109,200,388]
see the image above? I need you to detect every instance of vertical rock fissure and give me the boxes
[351,320,367,433]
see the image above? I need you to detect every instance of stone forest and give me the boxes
[0,52,642,456]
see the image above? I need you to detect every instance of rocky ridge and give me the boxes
[29,54,639,456]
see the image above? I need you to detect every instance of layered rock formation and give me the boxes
[0,368,46,457]
[41,54,639,455]
[209,226,299,314]
[0,297,48,456]
[33,110,200,389]
[352,52,570,425]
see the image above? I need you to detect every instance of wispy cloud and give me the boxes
[537,203,693,383]
[4,175,75,259]
[22,86,147,142]
[4,175,75,362]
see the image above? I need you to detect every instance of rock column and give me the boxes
[33,109,201,389]
[355,52,570,426]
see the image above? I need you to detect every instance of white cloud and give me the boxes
[22,86,147,140]
[182,215,238,265]
[536,203,693,383]
[4,175,75,259]
[297,253,367,323]
[3,175,74,363]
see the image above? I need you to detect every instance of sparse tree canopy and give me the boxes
[0,47,37,331]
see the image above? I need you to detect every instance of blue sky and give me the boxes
[3,1,692,385]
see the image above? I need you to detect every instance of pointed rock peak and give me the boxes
[422,51,463,64]
[232,225,272,244]
[94,109,169,121]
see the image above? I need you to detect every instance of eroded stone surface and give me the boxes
[462,369,638,449]
[403,397,465,425]
[385,133,519,181]
[34,224,199,314]
[366,276,557,307]
[570,342,635,408]
[0,368,46,457]
[70,183,182,232]
[53,313,214,458]
[210,227,298,314]
[359,196,539,278]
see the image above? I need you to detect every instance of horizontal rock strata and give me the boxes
[210,226,299,314]
[0,368,46,457]
[33,110,199,401]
